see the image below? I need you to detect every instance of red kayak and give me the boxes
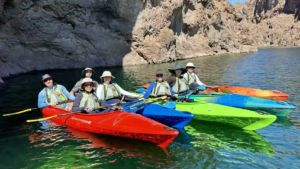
[41,107,179,147]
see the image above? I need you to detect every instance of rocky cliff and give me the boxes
[0,0,299,85]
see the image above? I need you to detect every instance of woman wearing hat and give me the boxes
[143,70,176,99]
[70,68,99,95]
[38,74,75,110]
[183,62,206,86]
[166,65,190,94]
[72,78,112,114]
[96,71,139,102]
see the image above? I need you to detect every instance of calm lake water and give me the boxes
[0,48,300,169]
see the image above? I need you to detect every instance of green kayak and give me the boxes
[157,100,277,130]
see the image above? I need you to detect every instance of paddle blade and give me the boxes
[197,86,206,90]
[3,108,32,116]
[27,115,58,123]
[218,88,234,94]
[143,84,150,89]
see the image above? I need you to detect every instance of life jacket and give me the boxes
[45,85,68,109]
[98,83,121,100]
[150,81,171,97]
[185,73,197,85]
[79,92,100,109]
[172,77,189,94]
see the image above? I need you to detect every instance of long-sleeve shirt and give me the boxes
[96,83,138,99]
[183,72,205,86]
[143,82,175,99]
[72,92,111,114]
[71,79,99,93]
[38,85,75,108]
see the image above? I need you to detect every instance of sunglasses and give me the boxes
[43,78,52,83]
[156,74,163,77]
[84,83,94,87]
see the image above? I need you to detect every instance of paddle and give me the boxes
[177,91,194,102]
[218,88,234,94]
[26,104,116,123]
[126,96,167,110]
[3,101,73,117]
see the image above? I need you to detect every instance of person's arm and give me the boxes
[60,85,76,101]
[99,100,112,107]
[71,81,82,94]
[71,93,85,112]
[143,82,155,99]
[166,76,176,87]
[96,85,103,99]
[38,90,49,108]
[114,84,138,98]
[195,74,205,86]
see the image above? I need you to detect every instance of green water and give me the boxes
[0,48,300,168]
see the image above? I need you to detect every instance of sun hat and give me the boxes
[81,78,97,89]
[186,62,195,68]
[100,71,115,79]
[82,68,95,76]
[156,70,164,75]
[168,65,187,74]
[41,74,53,82]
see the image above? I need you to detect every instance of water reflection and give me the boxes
[175,121,274,156]
[26,121,172,168]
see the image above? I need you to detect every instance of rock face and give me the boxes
[123,0,257,65]
[0,0,145,84]
[235,0,300,47]
[0,0,300,84]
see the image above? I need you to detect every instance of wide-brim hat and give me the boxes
[168,65,186,74]
[186,62,195,68]
[81,78,97,88]
[100,71,115,79]
[82,68,95,76]
[41,74,53,82]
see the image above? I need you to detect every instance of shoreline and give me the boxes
[1,46,299,86]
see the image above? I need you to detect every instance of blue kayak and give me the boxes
[136,89,296,116]
[105,101,194,128]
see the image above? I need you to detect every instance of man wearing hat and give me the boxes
[96,71,139,102]
[143,70,176,99]
[166,65,190,94]
[70,68,98,95]
[183,62,206,86]
[38,74,75,110]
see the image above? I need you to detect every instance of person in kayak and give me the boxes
[166,65,195,102]
[72,78,113,114]
[167,65,190,94]
[38,74,75,110]
[143,70,177,99]
[183,62,206,86]
[96,71,139,102]
[70,68,98,95]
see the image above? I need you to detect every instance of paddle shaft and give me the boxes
[3,101,73,117]
[26,104,117,123]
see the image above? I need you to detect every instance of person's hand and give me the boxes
[49,103,57,107]
[85,107,94,112]
[137,94,144,98]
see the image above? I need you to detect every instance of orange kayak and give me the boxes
[142,84,289,101]
[213,86,289,101]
